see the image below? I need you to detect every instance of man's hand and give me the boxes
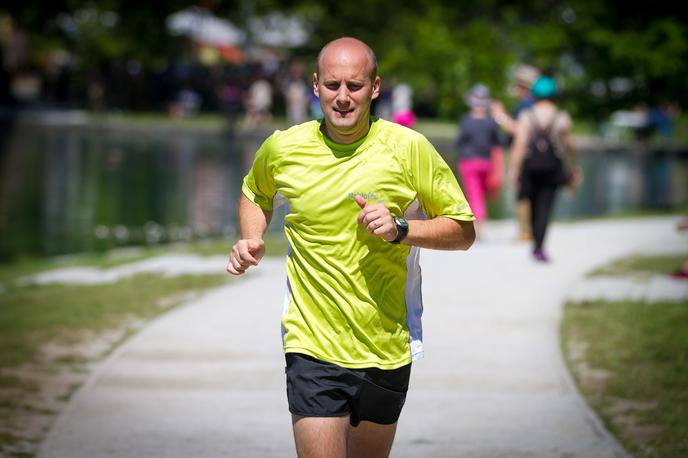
[226,239,265,275]
[355,195,398,242]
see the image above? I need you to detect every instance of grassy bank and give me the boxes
[588,254,685,277]
[0,232,289,368]
[561,255,688,457]
[0,234,287,457]
[0,274,231,368]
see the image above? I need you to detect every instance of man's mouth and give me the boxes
[334,107,354,117]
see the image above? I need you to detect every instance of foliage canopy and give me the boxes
[3,0,687,119]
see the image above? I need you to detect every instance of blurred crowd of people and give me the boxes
[0,12,303,127]
[1,12,423,133]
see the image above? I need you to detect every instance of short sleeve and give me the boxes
[409,134,474,221]
[242,134,278,211]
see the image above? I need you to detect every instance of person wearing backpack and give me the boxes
[508,75,581,262]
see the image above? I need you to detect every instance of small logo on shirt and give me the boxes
[456,202,470,213]
[348,192,379,201]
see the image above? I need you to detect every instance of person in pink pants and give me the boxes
[456,84,503,236]
[458,158,492,221]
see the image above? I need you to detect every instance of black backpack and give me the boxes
[524,110,562,173]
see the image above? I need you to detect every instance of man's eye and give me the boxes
[348,84,363,91]
[325,84,340,90]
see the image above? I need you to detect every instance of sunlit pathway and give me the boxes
[38,217,683,458]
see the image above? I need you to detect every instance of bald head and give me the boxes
[316,37,378,82]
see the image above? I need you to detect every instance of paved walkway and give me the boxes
[38,217,685,458]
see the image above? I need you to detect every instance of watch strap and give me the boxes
[391,216,409,244]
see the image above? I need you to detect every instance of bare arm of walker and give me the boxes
[564,131,577,166]
[226,194,273,275]
[508,118,529,184]
[491,101,517,135]
[404,217,475,251]
[562,130,582,188]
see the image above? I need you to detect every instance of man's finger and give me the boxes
[226,261,244,275]
[234,240,260,264]
[373,222,391,236]
[354,195,367,209]
[239,248,259,266]
[231,254,246,271]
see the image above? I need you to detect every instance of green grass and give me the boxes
[0,270,231,455]
[0,235,290,456]
[0,274,230,368]
[562,300,688,457]
[68,110,688,144]
[92,111,460,136]
[673,115,688,144]
[562,252,688,457]
[91,113,242,131]
[413,119,457,138]
[589,254,685,277]
[181,233,288,258]
[0,233,289,366]
[0,231,291,362]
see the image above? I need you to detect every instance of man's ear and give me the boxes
[371,76,381,100]
[312,73,319,98]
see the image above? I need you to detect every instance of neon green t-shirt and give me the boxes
[242,118,474,369]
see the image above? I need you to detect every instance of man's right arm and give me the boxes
[226,194,273,275]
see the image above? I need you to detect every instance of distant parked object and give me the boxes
[607,103,681,141]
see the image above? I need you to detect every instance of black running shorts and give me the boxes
[285,353,411,426]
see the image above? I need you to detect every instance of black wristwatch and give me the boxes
[391,216,409,244]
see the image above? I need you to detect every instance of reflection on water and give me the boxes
[0,115,273,259]
[0,115,686,259]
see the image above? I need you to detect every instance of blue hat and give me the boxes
[531,76,557,99]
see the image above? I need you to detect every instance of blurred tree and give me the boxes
[2,0,686,121]
[503,0,688,120]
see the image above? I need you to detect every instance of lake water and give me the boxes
[1,113,686,259]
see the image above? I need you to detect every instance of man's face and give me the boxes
[313,46,380,140]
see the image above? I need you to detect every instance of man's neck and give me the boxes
[321,118,372,145]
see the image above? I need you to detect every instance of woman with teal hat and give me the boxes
[531,75,558,99]
[508,75,582,262]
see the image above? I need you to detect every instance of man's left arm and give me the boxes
[404,217,475,250]
[356,195,475,251]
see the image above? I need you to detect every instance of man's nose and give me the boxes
[335,86,350,105]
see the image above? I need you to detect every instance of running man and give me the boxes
[227,37,475,458]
